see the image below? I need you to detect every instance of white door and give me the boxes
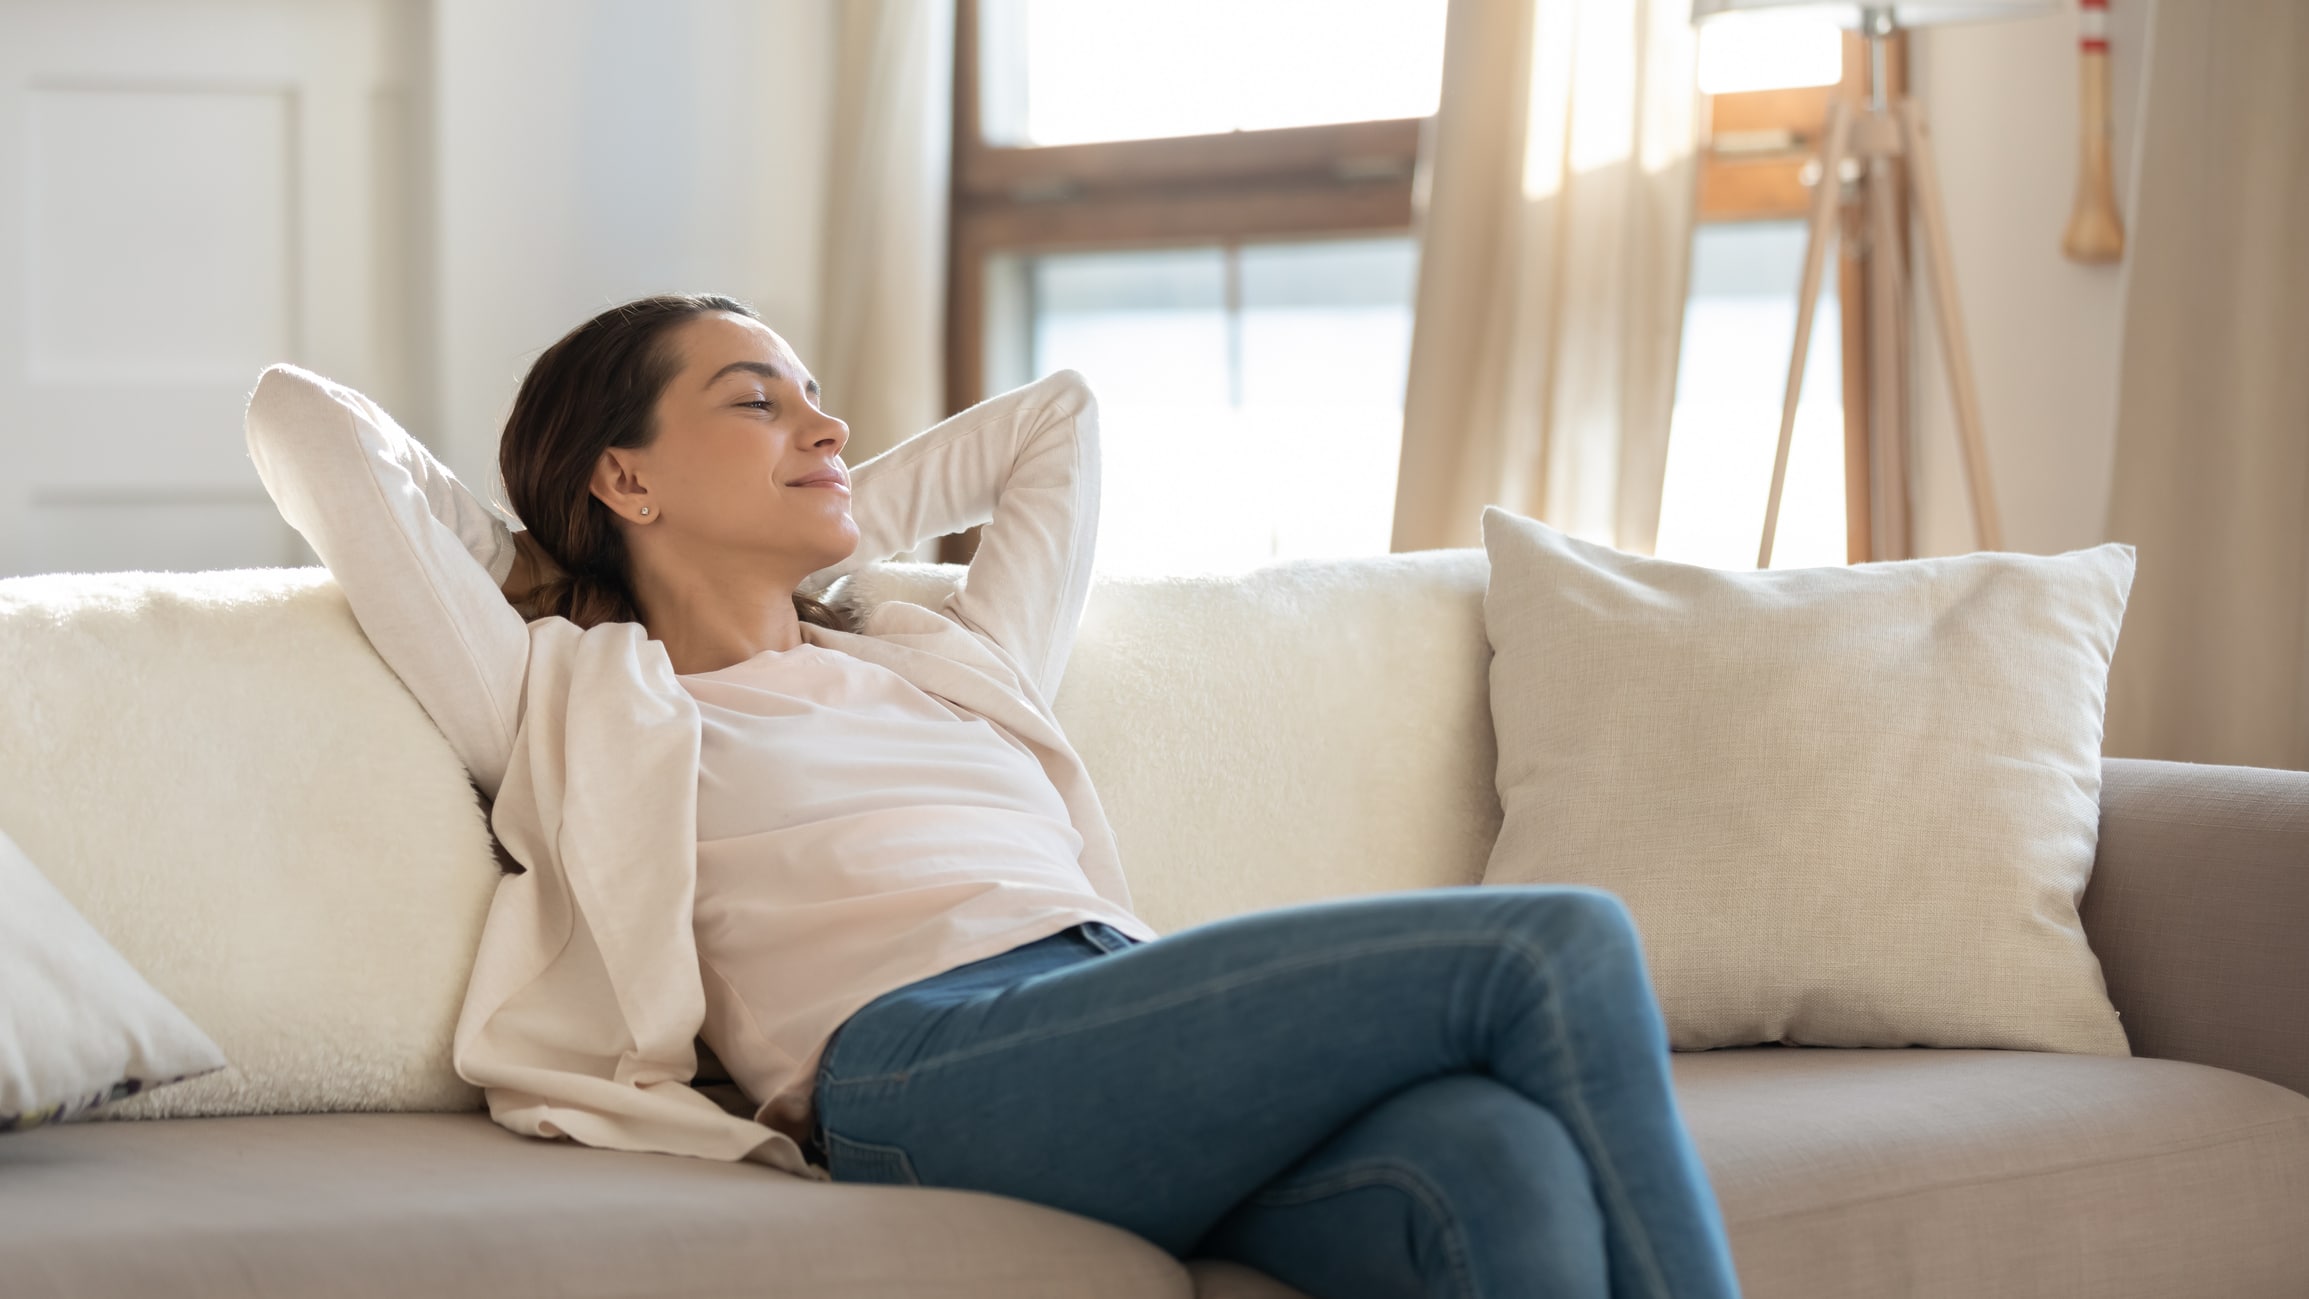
[0,0,421,577]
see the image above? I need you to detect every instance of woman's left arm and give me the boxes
[801,370,1101,701]
[245,364,531,802]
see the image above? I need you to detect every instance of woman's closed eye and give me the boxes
[735,383,823,416]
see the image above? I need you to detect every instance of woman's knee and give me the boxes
[1475,884,1645,965]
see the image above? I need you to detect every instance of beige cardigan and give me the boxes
[244,364,1144,1182]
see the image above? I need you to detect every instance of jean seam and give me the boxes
[1245,1158,1478,1299]
[818,934,1512,1090]
[1520,931,1676,1299]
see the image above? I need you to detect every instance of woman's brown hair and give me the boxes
[496,293,852,634]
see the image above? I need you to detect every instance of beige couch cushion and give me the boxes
[10,1051,2301,1298]
[0,1112,1200,1299]
[1680,1046,2309,1298]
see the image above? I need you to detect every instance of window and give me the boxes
[947,3,1895,573]
[984,238,1417,576]
[944,0,1448,573]
[1661,14,1901,569]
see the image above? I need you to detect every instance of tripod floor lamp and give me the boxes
[1691,0,2052,567]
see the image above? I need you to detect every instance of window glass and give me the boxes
[1238,240,1420,567]
[980,0,1449,146]
[990,237,1418,577]
[1656,220,1848,570]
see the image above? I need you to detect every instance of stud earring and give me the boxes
[639,506,651,517]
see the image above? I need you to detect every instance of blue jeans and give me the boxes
[809,885,1742,1299]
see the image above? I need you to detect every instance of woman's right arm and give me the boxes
[244,363,530,802]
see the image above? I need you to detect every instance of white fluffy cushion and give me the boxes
[0,568,499,1118]
[1478,507,2136,1056]
[1,826,227,1129]
[828,552,1504,935]
[0,552,1506,1120]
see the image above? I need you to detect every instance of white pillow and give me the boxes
[1479,507,2136,1056]
[1,827,227,1131]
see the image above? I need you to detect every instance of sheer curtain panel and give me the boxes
[816,0,956,499]
[1391,0,1702,555]
[2100,0,2309,772]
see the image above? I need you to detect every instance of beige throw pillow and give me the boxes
[1,827,227,1131]
[1479,507,2135,1056]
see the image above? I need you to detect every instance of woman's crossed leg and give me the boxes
[810,885,1741,1299]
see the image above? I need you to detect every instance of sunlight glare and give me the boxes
[1695,12,1843,96]
[1019,0,1449,146]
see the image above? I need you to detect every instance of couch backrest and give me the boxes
[0,550,1500,1118]
[0,568,499,1120]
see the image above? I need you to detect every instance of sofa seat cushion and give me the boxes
[1676,1045,2309,1297]
[13,1052,2302,1299]
[0,1112,1200,1299]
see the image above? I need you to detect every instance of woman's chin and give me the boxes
[817,524,861,566]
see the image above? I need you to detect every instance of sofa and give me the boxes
[2,549,2305,1298]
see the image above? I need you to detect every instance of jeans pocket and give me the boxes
[824,1129,924,1186]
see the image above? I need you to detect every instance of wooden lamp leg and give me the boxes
[1898,97,2003,552]
[1863,113,1912,563]
[1761,99,1854,569]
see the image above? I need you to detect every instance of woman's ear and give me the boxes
[590,447,654,524]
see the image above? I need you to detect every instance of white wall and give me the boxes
[1907,0,2153,558]
[0,0,434,577]
[427,0,837,493]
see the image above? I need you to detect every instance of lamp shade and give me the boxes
[1690,0,2056,27]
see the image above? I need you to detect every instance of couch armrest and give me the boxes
[2079,757,2309,1099]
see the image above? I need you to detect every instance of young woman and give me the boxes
[245,293,1742,1299]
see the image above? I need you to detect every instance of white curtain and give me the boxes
[2100,0,2309,772]
[1391,0,1701,555]
[814,0,956,489]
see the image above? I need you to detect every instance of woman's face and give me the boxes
[595,310,858,582]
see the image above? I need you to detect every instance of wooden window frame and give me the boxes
[938,0,1423,562]
[1694,32,1906,566]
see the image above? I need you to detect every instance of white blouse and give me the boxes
[682,641,1149,1152]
